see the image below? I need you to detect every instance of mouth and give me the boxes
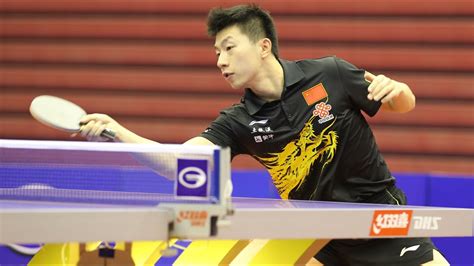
[223,73,234,80]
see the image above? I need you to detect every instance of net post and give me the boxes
[216,146,233,215]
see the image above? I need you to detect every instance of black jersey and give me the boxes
[201,56,395,202]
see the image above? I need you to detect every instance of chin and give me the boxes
[226,76,246,90]
[228,82,243,90]
[231,85,242,90]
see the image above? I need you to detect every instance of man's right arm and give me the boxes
[183,136,215,146]
[80,113,215,146]
[79,114,216,179]
[79,113,155,143]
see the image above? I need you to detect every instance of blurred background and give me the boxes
[1,0,473,174]
[0,0,473,263]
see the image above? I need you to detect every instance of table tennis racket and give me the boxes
[29,95,116,140]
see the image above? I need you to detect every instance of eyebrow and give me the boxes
[214,36,233,49]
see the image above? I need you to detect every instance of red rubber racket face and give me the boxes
[29,95,86,133]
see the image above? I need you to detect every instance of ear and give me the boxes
[259,38,273,58]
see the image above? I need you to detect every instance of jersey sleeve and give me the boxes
[334,57,382,117]
[199,110,243,158]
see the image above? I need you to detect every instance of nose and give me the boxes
[216,53,229,69]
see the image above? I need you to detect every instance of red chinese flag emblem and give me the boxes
[302,83,328,105]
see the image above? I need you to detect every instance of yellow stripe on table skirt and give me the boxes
[244,239,328,265]
[173,240,250,265]
[132,240,178,266]
[28,240,176,266]
[28,243,79,266]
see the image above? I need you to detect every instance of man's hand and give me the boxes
[78,113,122,142]
[365,72,401,104]
[364,71,416,113]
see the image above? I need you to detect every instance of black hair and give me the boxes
[207,4,279,58]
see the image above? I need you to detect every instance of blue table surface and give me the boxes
[0,196,448,211]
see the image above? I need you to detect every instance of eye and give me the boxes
[226,46,234,51]
[216,52,220,58]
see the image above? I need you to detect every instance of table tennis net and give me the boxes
[0,140,223,205]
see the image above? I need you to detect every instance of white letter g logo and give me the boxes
[178,167,207,189]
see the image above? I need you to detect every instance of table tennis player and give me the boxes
[79,4,449,265]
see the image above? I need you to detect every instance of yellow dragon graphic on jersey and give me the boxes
[256,116,338,199]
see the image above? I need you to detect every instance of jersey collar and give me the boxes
[242,58,305,115]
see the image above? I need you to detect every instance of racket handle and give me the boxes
[101,128,116,140]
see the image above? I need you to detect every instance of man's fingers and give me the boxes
[364,71,376,83]
[371,78,392,101]
[80,113,109,124]
[78,113,117,141]
[372,86,391,101]
[367,74,397,102]
[367,77,381,99]
[381,88,401,103]
[80,114,96,124]
[80,120,95,137]
[367,74,385,93]
[91,123,107,138]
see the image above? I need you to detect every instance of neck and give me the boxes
[249,56,284,102]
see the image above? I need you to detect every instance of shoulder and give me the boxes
[220,102,246,115]
[215,102,249,124]
[292,56,344,76]
[295,56,357,68]
[294,56,338,68]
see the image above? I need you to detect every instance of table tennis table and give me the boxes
[1,139,473,265]
[1,197,473,265]
[2,196,472,243]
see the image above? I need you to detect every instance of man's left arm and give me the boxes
[364,71,416,113]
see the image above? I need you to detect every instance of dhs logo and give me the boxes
[176,159,209,198]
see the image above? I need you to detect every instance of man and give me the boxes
[80,4,448,265]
